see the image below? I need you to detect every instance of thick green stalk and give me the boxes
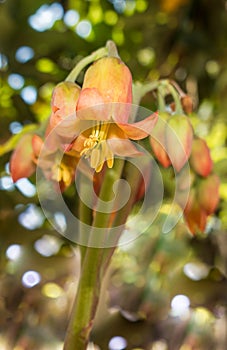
[63,159,125,350]
[63,247,104,350]
[65,47,108,83]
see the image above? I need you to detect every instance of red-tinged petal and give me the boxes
[184,190,207,234]
[150,138,171,167]
[198,174,220,214]
[50,81,80,129]
[76,88,105,113]
[10,134,36,182]
[107,138,142,157]
[166,115,193,172]
[116,113,158,140]
[53,116,81,141]
[190,138,213,177]
[32,134,43,157]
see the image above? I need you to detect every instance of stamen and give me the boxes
[80,122,113,172]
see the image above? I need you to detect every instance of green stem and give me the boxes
[63,159,125,350]
[65,47,108,83]
[165,81,183,114]
[157,86,166,112]
[132,81,160,106]
[63,247,104,350]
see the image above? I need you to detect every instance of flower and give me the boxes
[10,134,36,182]
[149,113,193,172]
[198,174,220,215]
[183,189,207,234]
[189,138,213,177]
[176,173,220,234]
[50,81,81,129]
[70,56,158,172]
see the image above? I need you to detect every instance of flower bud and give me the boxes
[198,174,220,215]
[166,115,193,172]
[181,95,194,114]
[10,134,36,182]
[190,138,213,177]
[149,112,171,168]
[183,189,207,234]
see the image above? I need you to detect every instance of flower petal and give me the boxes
[107,138,142,157]
[116,112,158,140]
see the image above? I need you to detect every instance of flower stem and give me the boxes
[63,159,125,350]
[65,47,108,83]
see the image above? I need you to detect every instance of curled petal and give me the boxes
[116,112,158,140]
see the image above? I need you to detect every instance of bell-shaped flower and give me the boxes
[50,81,81,130]
[149,112,171,168]
[69,56,158,172]
[149,113,193,172]
[32,134,80,192]
[183,189,207,234]
[189,138,213,177]
[166,114,193,172]
[198,174,220,215]
[10,134,36,182]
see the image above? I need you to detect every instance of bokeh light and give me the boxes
[0,176,14,191]
[64,10,80,27]
[0,53,8,70]
[171,294,190,317]
[8,74,25,90]
[22,270,41,288]
[20,86,37,104]
[183,262,209,281]
[6,244,22,260]
[54,212,67,233]
[15,178,36,197]
[18,204,45,230]
[9,121,23,134]
[28,3,64,32]
[15,46,34,63]
[76,20,92,38]
[108,336,127,350]
[42,282,63,298]
[34,235,61,257]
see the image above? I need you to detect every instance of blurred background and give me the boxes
[0,0,227,349]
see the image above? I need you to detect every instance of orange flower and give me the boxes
[10,134,36,182]
[189,138,213,177]
[70,57,158,172]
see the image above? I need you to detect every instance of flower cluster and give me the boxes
[10,56,157,191]
[9,47,220,235]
